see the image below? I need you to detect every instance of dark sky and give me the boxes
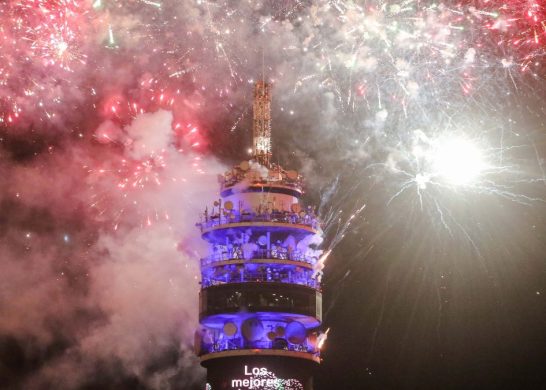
[1,1,546,389]
[316,187,546,389]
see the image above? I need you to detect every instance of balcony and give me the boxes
[201,268,320,290]
[201,248,316,268]
[198,338,319,357]
[198,211,320,235]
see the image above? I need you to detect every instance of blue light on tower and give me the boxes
[195,81,325,390]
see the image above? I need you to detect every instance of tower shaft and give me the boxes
[252,81,272,166]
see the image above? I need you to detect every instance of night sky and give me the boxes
[1,1,546,389]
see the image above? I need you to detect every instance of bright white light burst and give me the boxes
[430,136,487,186]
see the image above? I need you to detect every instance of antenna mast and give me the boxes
[252,80,272,166]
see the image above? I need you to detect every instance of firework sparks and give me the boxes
[1,1,545,388]
[0,0,88,126]
[411,134,489,188]
[0,0,543,234]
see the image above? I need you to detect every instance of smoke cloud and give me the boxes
[0,109,225,389]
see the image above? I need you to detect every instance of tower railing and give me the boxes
[199,210,320,232]
[198,337,320,356]
[201,248,317,267]
[220,174,303,191]
[201,269,320,290]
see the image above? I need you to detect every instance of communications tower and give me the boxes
[195,81,324,390]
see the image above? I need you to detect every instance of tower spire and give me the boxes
[252,79,271,166]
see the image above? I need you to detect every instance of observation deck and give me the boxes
[198,338,321,364]
[198,210,320,240]
[201,248,316,268]
[201,246,319,290]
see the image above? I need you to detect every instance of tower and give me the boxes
[196,81,324,390]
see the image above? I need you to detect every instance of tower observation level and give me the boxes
[195,81,324,390]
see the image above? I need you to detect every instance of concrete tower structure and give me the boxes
[196,81,324,390]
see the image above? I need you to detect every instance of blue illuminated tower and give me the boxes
[195,81,324,390]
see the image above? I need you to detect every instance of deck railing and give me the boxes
[201,269,319,290]
[199,338,319,357]
[201,248,316,267]
[199,211,320,231]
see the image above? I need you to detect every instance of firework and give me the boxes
[88,90,209,230]
[0,0,89,126]
[0,0,543,228]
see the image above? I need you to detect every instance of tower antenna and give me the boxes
[262,46,265,85]
[252,67,271,166]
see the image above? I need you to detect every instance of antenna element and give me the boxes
[252,80,272,166]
